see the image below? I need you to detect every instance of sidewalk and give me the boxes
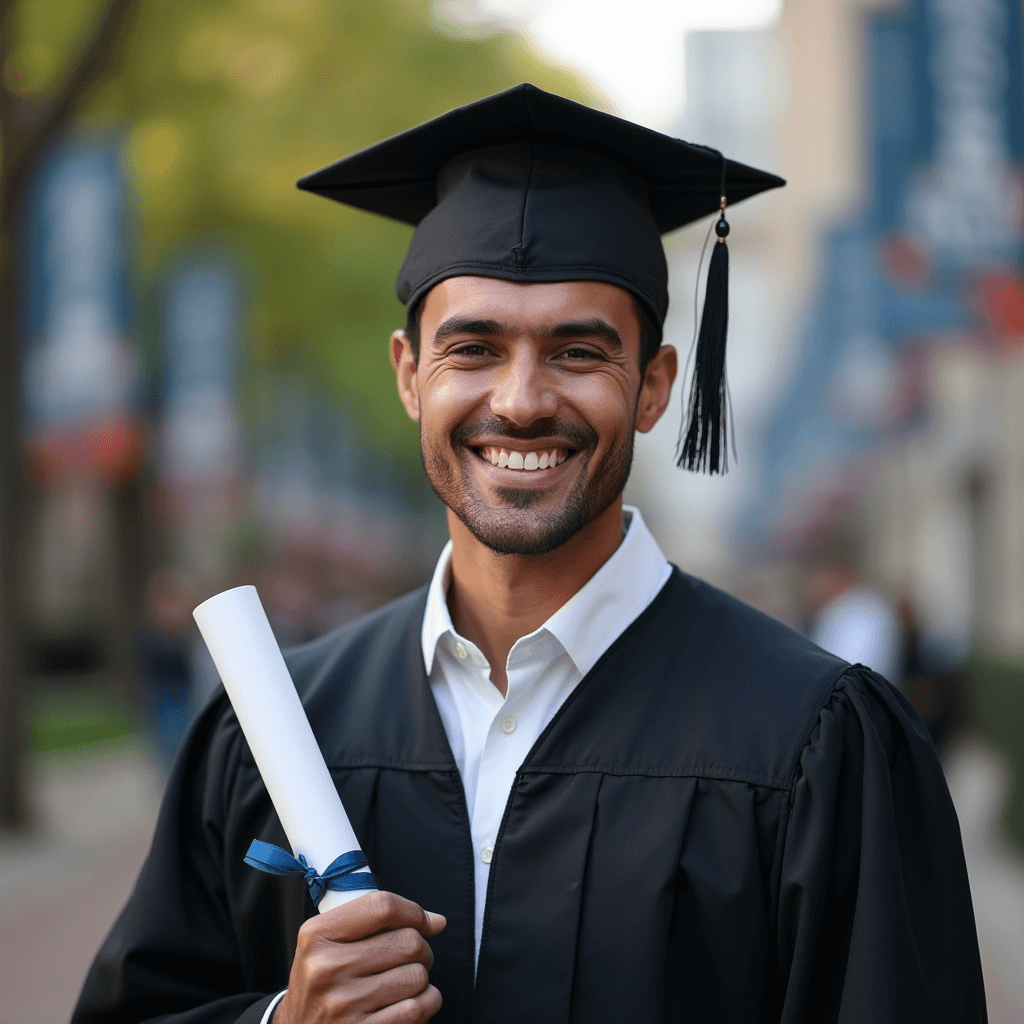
[1,735,1022,1022]
[0,741,163,1024]
[947,740,1024,1024]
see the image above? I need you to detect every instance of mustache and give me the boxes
[452,416,597,450]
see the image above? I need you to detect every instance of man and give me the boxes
[74,85,986,1024]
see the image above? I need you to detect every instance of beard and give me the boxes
[421,413,636,556]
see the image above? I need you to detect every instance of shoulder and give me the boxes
[182,584,438,788]
[642,568,850,699]
[280,585,447,768]
[665,570,854,786]
[284,586,428,700]
[549,569,855,788]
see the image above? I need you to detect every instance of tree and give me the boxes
[108,0,593,457]
[0,0,137,826]
[0,0,593,828]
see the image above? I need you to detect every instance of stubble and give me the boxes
[420,413,636,556]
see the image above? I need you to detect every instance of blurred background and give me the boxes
[1,0,1024,1019]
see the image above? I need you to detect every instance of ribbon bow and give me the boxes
[244,839,378,907]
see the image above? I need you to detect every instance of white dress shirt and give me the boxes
[421,506,671,965]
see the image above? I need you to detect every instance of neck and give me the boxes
[445,499,625,696]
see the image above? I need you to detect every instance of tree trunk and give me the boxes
[0,201,29,829]
[108,472,150,713]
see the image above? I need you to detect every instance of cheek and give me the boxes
[418,380,480,444]
[569,377,637,438]
[424,369,490,414]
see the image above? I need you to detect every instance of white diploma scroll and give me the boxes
[194,585,374,913]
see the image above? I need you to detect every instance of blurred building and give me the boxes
[158,258,245,589]
[20,134,146,679]
[757,0,1024,663]
[629,0,1024,664]
[859,0,1024,663]
[867,331,1024,663]
[628,0,864,615]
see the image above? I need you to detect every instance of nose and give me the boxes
[488,346,558,426]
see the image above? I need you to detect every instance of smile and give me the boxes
[475,446,572,472]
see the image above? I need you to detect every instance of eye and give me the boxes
[560,346,601,361]
[451,343,490,357]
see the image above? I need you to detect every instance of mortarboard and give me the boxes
[298,83,784,473]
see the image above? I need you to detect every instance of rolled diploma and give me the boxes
[194,585,374,912]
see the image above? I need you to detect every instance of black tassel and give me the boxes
[679,195,731,474]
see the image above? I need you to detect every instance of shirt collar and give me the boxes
[421,539,457,675]
[420,506,670,677]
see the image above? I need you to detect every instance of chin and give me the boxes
[422,427,634,556]
[451,487,609,556]
[461,515,587,556]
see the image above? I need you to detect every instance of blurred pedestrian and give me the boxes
[897,591,969,757]
[261,567,318,648]
[138,566,196,766]
[806,536,904,687]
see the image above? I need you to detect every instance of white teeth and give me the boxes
[481,446,568,470]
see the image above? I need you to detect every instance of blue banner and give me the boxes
[159,260,242,491]
[743,0,1024,549]
[20,135,140,481]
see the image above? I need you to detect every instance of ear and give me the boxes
[390,330,420,422]
[635,345,677,433]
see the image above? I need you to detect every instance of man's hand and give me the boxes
[274,890,446,1023]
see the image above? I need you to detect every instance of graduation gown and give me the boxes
[73,569,986,1023]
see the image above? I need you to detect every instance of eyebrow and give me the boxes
[550,318,623,353]
[432,315,623,352]
[432,317,506,345]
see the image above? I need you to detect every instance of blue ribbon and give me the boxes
[244,839,378,907]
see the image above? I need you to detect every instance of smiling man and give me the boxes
[74,86,985,1024]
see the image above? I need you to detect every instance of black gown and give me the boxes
[73,569,987,1023]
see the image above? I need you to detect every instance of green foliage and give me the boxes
[25,682,139,752]
[971,658,1024,853]
[10,0,594,464]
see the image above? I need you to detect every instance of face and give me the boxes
[391,277,676,556]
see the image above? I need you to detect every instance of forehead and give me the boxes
[418,276,640,338]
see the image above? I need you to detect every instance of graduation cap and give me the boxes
[298,83,784,474]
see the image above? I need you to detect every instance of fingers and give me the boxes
[291,926,434,988]
[364,962,431,1012]
[337,926,435,978]
[313,890,445,944]
[366,984,443,1024]
[281,892,446,1024]
[315,964,432,1022]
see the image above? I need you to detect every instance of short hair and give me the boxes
[403,290,663,374]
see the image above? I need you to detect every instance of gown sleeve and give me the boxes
[775,665,987,1023]
[71,691,283,1024]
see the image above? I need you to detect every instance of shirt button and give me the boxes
[500,715,517,734]
[481,845,493,864]
[454,642,468,660]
